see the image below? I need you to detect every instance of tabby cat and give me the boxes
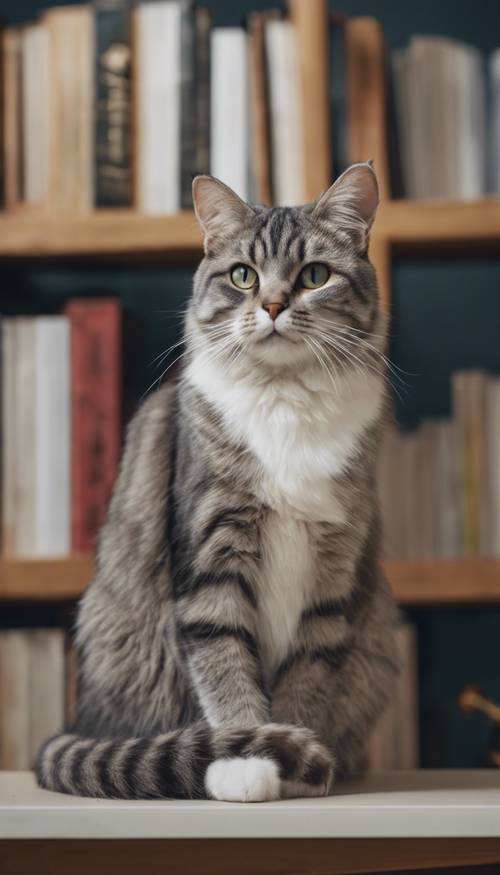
[37,162,398,802]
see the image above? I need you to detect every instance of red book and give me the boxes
[65,299,122,552]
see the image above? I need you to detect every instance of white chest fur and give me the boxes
[187,353,384,670]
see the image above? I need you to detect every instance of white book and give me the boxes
[487,378,500,556]
[136,1,181,214]
[21,22,50,204]
[0,631,31,769]
[14,319,37,556]
[34,317,71,556]
[456,44,486,199]
[2,321,17,554]
[210,28,249,200]
[28,630,65,765]
[265,20,304,206]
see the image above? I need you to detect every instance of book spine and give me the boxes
[2,28,22,208]
[345,17,391,199]
[180,0,196,209]
[193,6,211,180]
[288,0,331,200]
[66,299,122,552]
[247,12,273,205]
[94,0,133,207]
[0,630,31,769]
[28,630,65,764]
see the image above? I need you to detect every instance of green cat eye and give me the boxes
[230,264,258,290]
[300,262,330,290]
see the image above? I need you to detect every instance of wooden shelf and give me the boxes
[376,198,500,247]
[1,199,500,260]
[385,558,500,605]
[0,555,93,600]
[0,209,201,259]
[1,556,499,605]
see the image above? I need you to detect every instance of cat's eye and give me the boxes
[230,264,258,290]
[299,262,330,290]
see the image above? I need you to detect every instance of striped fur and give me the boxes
[37,165,398,800]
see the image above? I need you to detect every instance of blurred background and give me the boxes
[0,0,499,775]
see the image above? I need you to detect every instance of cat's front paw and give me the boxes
[249,724,334,795]
[205,757,281,802]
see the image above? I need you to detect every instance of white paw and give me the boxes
[205,757,280,802]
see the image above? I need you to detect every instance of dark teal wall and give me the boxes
[2,0,500,768]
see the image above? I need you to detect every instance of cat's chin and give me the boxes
[249,333,312,368]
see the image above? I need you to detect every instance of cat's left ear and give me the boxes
[313,162,379,235]
[192,175,254,252]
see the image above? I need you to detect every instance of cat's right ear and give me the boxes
[192,176,254,252]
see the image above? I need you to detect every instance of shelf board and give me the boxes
[0,555,93,600]
[385,558,500,605]
[0,209,202,259]
[1,199,500,259]
[1,556,499,605]
[376,198,500,247]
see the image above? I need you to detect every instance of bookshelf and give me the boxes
[2,556,500,606]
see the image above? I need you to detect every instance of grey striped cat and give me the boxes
[37,163,398,802]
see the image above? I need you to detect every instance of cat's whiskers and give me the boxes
[303,334,341,398]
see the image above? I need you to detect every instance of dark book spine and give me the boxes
[94,0,132,207]
[180,0,196,209]
[194,6,211,180]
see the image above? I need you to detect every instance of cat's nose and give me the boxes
[263,302,287,321]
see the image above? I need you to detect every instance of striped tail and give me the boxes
[36,723,333,799]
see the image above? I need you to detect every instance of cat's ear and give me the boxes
[313,162,379,234]
[192,175,254,251]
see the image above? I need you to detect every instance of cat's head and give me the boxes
[188,163,385,377]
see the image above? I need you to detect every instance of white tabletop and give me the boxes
[1,770,499,840]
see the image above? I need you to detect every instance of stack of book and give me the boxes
[392,36,500,199]
[379,370,500,559]
[0,629,73,769]
[1,0,394,211]
[1,300,122,557]
[0,0,330,213]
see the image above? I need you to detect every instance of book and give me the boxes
[453,371,489,556]
[0,630,30,769]
[393,36,486,199]
[491,49,500,193]
[179,0,197,209]
[94,0,133,207]
[193,6,211,183]
[2,317,70,557]
[45,5,94,213]
[486,378,500,556]
[265,18,304,206]
[1,320,16,554]
[135,0,181,214]
[0,629,65,770]
[65,299,122,552]
[369,622,419,769]
[247,11,274,205]
[35,318,71,555]
[28,630,65,765]
[21,22,50,205]
[330,16,349,180]
[345,17,391,200]
[65,635,79,728]
[288,0,331,201]
[210,27,249,200]
[2,28,22,209]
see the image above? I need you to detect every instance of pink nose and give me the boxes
[263,302,286,321]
